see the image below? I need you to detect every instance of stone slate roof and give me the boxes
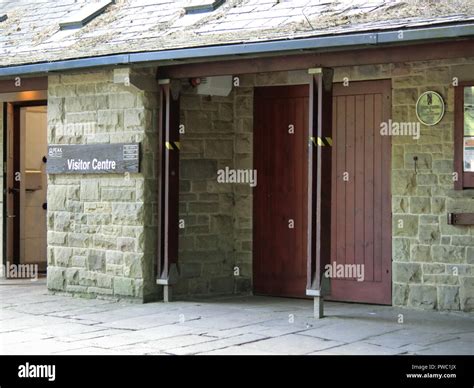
[0,0,473,67]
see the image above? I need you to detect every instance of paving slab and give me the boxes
[298,319,401,343]
[203,322,311,339]
[76,323,206,349]
[0,315,71,334]
[310,341,405,355]
[53,346,132,355]
[2,338,88,355]
[27,322,105,337]
[0,331,52,346]
[56,328,134,343]
[117,334,217,354]
[365,328,461,349]
[415,333,474,355]
[201,346,276,355]
[166,333,269,355]
[95,312,203,330]
[239,333,344,355]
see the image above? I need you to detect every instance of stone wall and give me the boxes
[46,68,160,302]
[387,58,474,312]
[176,85,237,296]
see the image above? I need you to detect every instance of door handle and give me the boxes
[6,214,16,218]
[8,187,20,194]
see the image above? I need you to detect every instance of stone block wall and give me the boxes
[388,59,474,312]
[46,68,160,302]
[176,85,237,296]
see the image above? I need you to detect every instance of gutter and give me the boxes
[0,23,473,77]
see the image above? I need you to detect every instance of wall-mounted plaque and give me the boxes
[415,91,445,126]
[46,143,140,174]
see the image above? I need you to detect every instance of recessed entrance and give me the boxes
[5,103,48,276]
[252,80,392,304]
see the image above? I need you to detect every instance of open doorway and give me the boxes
[4,102,48,278]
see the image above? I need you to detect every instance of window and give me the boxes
[59,0,113,30]
[184,0,225,14]
[455,82,474,189]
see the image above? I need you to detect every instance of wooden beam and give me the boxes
[447,213,474,225]
[157,40,473,79]
[0,77,47,93]
[156,81,180,290]
[307,68,333,317]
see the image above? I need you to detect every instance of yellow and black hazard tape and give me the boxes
[309,136,333,146]
[165,141,180,150]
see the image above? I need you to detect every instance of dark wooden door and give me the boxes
[253,85,308,298]
[329,80,392,304]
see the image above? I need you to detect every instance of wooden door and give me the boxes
[253,85,308,298]
[329,80,392,304]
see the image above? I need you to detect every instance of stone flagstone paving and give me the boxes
[1,280,473,355]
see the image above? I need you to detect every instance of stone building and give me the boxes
[0,0,473,316]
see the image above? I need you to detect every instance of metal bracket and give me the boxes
[156,263,180,286]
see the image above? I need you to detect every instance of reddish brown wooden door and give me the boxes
[329,80,392,304]
[253,85,308,298]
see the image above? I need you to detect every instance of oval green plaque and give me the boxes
[415,91,445,126]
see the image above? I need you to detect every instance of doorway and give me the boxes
[5,102,48,275]
[253,85,309,298]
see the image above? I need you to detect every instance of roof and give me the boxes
[0,0,473,69]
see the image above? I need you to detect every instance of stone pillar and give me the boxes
[46,67,161,302]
